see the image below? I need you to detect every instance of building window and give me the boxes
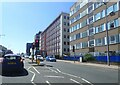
[95,12,101,21]
[89,40,94,47]
[64,42,66,45]
[94,2,102,9]
[89,16,93,24]
[76,4,80,12]
[82,31,88,38]
[107,5,113,15]
[64,22,66,25]
[64,35,66,38]
[88,4,93,13]
[109,34,119,44]
[77,23,80,29]
[67,23,69,26]
[76,33,80,39]
[67,29,69,32]
[81,9,88,18]
[75,14,80,20]
[67,42,69,45]
[113,3,118,12]
[64,16,66,19]
[101,10,105,18]
[95,23,105,33]
[64,28,66,32]
[67,16,69,20]
[64,48,66,52]
[82,42,88,48]
[89,27,94,36]
[95,38,105,46]
[67,48,69,52]
[76,43,81,49]
[67,35,69,39]
[107,18,119,30]
[81,19,87,28]
[110,36,115,43]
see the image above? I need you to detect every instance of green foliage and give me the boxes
[83,53,96,62]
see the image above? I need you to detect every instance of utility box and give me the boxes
[79,57,82,62]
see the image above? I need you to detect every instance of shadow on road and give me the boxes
[1,68,28,77]
[28,62,37,64]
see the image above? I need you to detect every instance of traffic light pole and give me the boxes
[73,46,75,63]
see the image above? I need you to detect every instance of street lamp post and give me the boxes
[103,2,110,66]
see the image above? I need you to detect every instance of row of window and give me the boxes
[70,0,88,16]
[64,42,69,45]
[70,2,119,25]
[64,28,69,32]
[64,48,69,52]
[70,34,120,50]
[64,22,69,26]
[64,35,69,39]
[64,16,69,20]
[70,18,119,35]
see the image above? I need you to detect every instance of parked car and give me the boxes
[36,55,45,66]
[46,56,56,62]
[1,54,24,73]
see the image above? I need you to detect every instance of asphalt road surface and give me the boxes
[0,58,119,85]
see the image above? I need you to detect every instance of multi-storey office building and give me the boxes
[70,0,120,56]
[41,12,70,57]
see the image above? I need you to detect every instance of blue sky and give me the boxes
[0,2,74,54]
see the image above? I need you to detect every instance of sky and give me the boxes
[0,2,74,54]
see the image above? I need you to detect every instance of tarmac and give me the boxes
[57,59,119,70]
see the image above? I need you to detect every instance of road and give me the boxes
[0,58,119,85]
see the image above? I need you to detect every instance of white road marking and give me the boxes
[46,81,51,85]
[53,67,93,85]
[53,67,61,72]
[27,66,31,70]
[33,66,40,74]
[28,67,36,85]
[48,68,58,73]
[82,78,93,85]
[28,70,36,82]
[70,78,80,84]
[44,75,64,78]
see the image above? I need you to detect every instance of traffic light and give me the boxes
[35,39,39,47]
[73,46,75,52]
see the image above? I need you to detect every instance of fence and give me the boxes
[63,56,120,62]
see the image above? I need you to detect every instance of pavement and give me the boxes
[57,59,119,70]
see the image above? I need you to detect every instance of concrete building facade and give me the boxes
[69,0,120,56]
[41,12,70,57]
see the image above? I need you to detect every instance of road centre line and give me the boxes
[70,78,81,84]
[46,81,51,85]
[32,66,40,74]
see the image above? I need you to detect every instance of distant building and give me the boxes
[69,0,120,56]
[26,43,32,56]
[0,45,7,57]
[41,12,70,57]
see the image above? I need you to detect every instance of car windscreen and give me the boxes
[4,56,21,60]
